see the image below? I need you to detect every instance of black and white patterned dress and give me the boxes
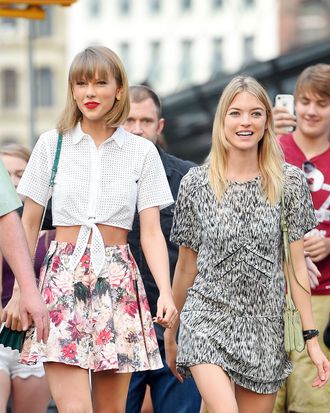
[170,163,317,394]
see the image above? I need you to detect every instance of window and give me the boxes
[2,69,18,108]
[213,0,223,9]
[150,0,161,13]
[243,36,255,65]
[119,0,131,14]
[0,136,18,145]
[212,38,224,75]
[181,0,192,11]
[1,18,17,28]
[120,42,130,77]
[33,7,53,37]
[34,68,53,107]
[180,40,193,83]
[244,0,254,7]
[297,0,330,44]
[89,0,101,16]
[149,41,162,84]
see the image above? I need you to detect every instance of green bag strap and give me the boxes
[281,192,310,299]
[33,132,63,266]
[49,132,63,188]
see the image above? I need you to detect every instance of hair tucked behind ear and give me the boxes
[208,75,284,205]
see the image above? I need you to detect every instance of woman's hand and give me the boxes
[154,290,178,329]
[307,338,330,387]
[1,288,23,331]
[164,329,183,383]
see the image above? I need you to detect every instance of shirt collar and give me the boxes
[72,123,126,148]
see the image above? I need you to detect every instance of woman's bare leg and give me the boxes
[91,370,132,413]
[12,375,50,413]
[235,384,277,413]
[199,399,208,413]
[0,371,10,413]
[190,364,238,413]
[44,362,93,413]
[141,385,153,413]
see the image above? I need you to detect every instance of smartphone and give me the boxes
[275,94,295,133]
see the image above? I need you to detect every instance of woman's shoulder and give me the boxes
[36,128,68,149]
[283,162,305,184]
[119,127,154,152]
[181,164,209,191]
[283,162,310,201]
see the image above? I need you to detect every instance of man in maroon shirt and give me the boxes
[273,64,330,413]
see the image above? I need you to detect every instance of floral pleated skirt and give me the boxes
[21,241,162,372]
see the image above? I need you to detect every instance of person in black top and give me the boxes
[124,85,201,413]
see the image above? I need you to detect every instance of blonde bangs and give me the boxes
[69,51,113,86]
[57,46,130,133]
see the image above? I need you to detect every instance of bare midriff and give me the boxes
[55,224,128,246]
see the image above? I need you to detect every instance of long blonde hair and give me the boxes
[57,46,130,133]
[208,75,284,205]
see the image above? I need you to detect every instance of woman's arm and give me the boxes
[139,206,177,328]
[164,245,198,382]
[289,238,330,387]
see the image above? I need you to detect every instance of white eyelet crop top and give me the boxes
[18,124,174,275]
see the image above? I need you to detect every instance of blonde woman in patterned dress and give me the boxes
[165,75,329,413]
[3,46,177,412]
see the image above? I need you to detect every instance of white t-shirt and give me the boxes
[18,123,174,274]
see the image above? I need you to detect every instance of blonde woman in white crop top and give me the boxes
[3,46,177,412]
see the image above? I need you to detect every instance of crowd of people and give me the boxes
[0,45,329,413]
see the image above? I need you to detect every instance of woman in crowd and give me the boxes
[4,46,177,412]
[0,144,51,413]
[165,75,329,413]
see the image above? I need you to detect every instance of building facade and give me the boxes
[279,0,330,53]
[0,8,67,147]
[67,0,279,95]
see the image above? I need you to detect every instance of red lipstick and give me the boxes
[84,102,99,109]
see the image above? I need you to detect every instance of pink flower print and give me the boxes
[141,295,151,312]
[62,342,77,360]
[67,319,85,342]
[43,286,53,304]
[108,263,124,288]
[63,243,75,255]
[122,298,139,317]
[80,254,90,271]
[96,329,113,345]
[51,255,61,273]
[49,305,64,326]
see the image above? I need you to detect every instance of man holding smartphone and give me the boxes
[273,64,330,413]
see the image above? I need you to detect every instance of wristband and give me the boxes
[303,329,319,341]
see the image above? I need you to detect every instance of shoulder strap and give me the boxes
[33,133,63,261]
[49,132,63,188]
[281,192,310,296]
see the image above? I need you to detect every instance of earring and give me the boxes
[116,95,121,101]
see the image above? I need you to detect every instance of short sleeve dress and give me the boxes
[170,163,317,394]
